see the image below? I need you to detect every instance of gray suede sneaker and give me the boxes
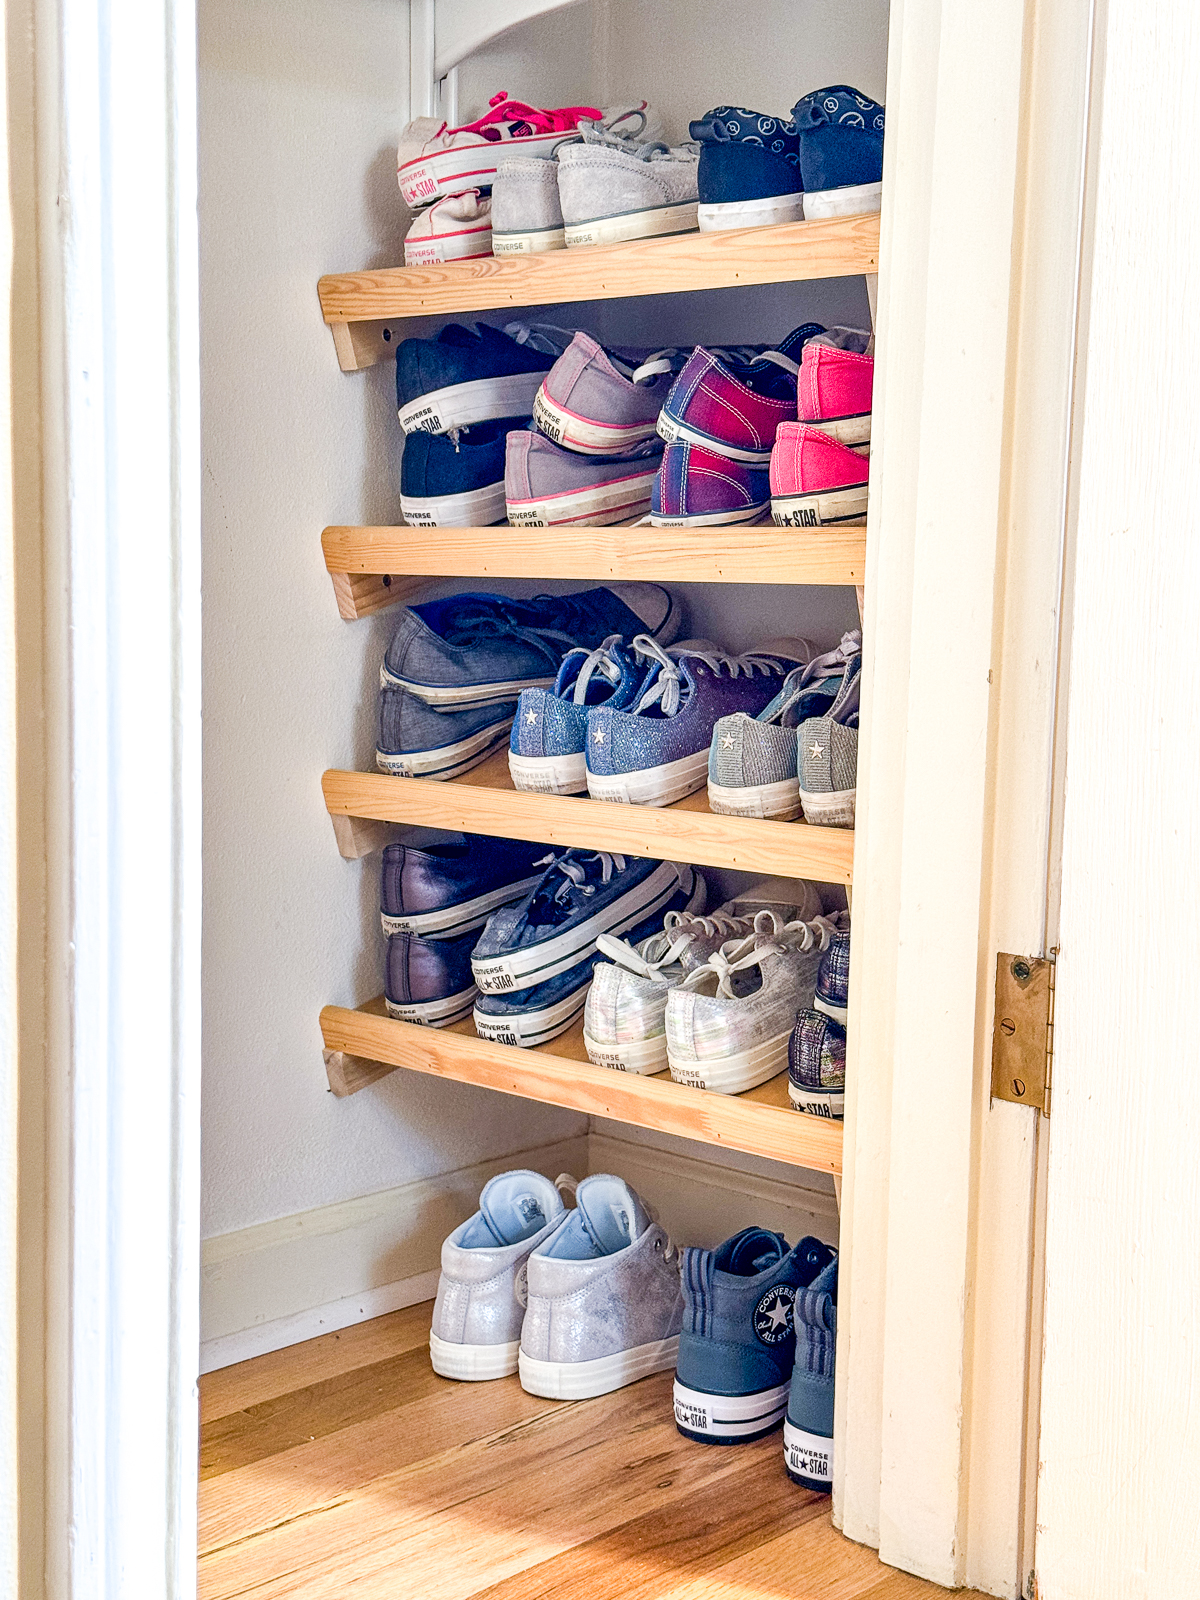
[430,1170,576,1381]
[519,1173,683,1399]
[491,157,565,255]
[558,121,700,247]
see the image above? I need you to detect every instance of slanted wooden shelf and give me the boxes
[320,1000,843,1175]
[319,213,880,371]
[323,749,855,884]
[322,523,867,620]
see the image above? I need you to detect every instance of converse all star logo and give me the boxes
[753,1284,796,1345]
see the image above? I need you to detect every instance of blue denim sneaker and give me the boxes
[783,1256,838,1489]
[792,87,885,219]
[673,1228,836,1443]
[508,635,648,795]
[691,106,805,232]
[376,686,517,779]
[380,834,548,939]
[396,321,573,436]
[384,928,478,1026]
[382,585,683,712]
[473,866,702,1046]
[471,853,700,994]
[400,419,528,528]
[586,637,807,807]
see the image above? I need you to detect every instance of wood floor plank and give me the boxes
[200,1303,433,1424]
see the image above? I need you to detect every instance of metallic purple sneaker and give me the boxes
[651,441,771,526]
[586,636,809,806]
[656,324,823,462]
[533,333,686,456]
[505,428,662,526]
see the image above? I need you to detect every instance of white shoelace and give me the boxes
[680,911,848,999]
[545,851,627,903]
[595,909,753,979]
[630,635,793,717]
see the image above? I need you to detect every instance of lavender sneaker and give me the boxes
[651,441,771,526]
[586,637,809,807]
[505,428,662,526]
[533,334,689,456]
[384,928,477,1026]
[656,325,824,463]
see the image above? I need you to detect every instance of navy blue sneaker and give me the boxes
[673,1228,835,1443]
[380,834,548,940]
[784,1255,838,1490]
[382,584,682,711]
[400,418,527,528]
[385,928,477,1026]
[376,686,517,779]
[691,106,805,233]
[792,87,885,219]
[396,321,572,436]
[508,635,649,796]
[471,853,701,995]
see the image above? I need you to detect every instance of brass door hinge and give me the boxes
[991,950,1056,1115]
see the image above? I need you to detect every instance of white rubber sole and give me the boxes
[398,373,545,436]
[505,468,659,527]
[655,409,773,466]
[799,785,857,828]
[814,995,849,1027]
[564,201,699,249]
[385,984,477,1027]
[583,1029,669,1075]
[400,480,508,528]
[673,1378,791,1442]
[429,1330,520,1382]
[375,718,513,781]
[533,386,660,457]
[492,226,567,256]
[806,412,872,451]
[707,775,801,821]
[471,861,691,994]
[381,872,543,940]
[770,483,868,528]
[802,180,882,220]
[508,747,588,795]
[649,503,770,527]
[586,748,708,808]
[788,1080,845,1119]
[520,1335,680,1399]
[697,192,805,232]
[381,662,555,711]
[783,1419,834,1489]
[398,134,565,206]
[473,983,589,1048]
[403,230,492,267]
[668,1029,792,1095]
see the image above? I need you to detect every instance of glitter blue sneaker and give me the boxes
[382,584,682,712]
[673,1228,836,1444]
[396,321,573,436]
[783,1255,838,1489]
[508,634,648,795]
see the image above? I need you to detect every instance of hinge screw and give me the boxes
[999,1017,1016,1036]
[1012,1078,1026,1097]
[1011,958,1032,982]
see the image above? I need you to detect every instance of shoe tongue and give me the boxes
[718,1227,788,1276]
[574,1174,650,1255]
[476,1171,564,1246]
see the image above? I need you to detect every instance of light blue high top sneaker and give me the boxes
[783,1255,838,1490]
[673,1227,835,1443]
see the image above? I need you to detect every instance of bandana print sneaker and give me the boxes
[707,631,861,819]
[770,423,870,527]
[509,635,648,795]
[673,1228,835,1443]
[380,835,547,940]
[784,1255,838,1486]
[376,685,516,779]
[799,328,875,450]
[505,428,663,526]
[651,441,771,526]
[519,1174,684,1399]
[586,636,808,807]
[384,928,478,1027]
[666,909,849,1094]
[582,879,820,1075]
[403,190,492,266]
[814,930,850,1023]
[471,852,701,995]
[788,1008,847,1118]
[656,325,825,463]
[396,321,573,437]
[792,86,885,220]
[557,120,700,248]
[430,1169,576,1380]
[399,418,521,528]
[381,583,681,710]
[690,105,805,232]
[533,334,693,457]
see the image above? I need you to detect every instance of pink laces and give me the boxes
[449,90,601,138]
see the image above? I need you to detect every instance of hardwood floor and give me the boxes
[199,1302,980,1599]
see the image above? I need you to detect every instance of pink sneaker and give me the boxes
[770,425,869,528]
[798,329,874,450]
[403,191,492,265]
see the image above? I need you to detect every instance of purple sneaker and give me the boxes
[505,428,662,526]
[656,324,824,463]
[651,441,771,526]
[533,333,687,456]
[586,637,808,806]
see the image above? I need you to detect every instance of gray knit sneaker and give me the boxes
[798,718,859,828]
[558,120,699,247]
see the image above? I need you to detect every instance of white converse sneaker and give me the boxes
[403,190,492,265]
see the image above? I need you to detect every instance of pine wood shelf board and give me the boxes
[321,524,867,618]
[318,214,881,371]
[320,1000,843,1175]
[322,751,855,883]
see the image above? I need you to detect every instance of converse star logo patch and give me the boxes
[525,710,538,724]
[720,735,734,749]
[753,1284,796,1345]
[808,741,824,759]
[593,727,606,744]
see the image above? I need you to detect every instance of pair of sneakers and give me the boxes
[674,1226,839,1492]
[430,1170,683,1399]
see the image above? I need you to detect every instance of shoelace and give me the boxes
[576,117,698,163]
[447,91,599,139]
[629,635,792,717]
[539,851,628,905]
[595,909,753,978]
[759,629,863,725]
[680,911,847,999]
[564,634,625,705]
[502,320,577,358]
[612,342,765,386]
